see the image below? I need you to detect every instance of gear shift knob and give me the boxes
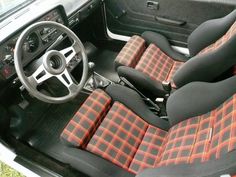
[88,62,95,70]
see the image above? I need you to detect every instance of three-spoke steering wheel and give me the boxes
[14,21,88,103]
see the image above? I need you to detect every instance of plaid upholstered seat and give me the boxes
[115,10,236,94]
[61,81,236,176]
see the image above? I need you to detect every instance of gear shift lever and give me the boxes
[88,62,95,71]
[87,62,110,89]
[87,62,96,89]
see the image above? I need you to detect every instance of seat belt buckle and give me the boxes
[155,97,164,103]
[162,81,172,92]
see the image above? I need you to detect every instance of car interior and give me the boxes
[1,0,236,177]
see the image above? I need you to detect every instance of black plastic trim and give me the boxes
[14,156,62,177]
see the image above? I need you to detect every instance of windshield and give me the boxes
[0,0,34,21]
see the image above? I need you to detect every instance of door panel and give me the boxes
[105,0,236,46]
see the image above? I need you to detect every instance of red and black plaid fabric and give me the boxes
[135,44,184,85]
[199,21,236,55]
[86,101,148,171]
[207,95,236,161]
[190,111,215,163]
[166,61,184,82]
[62,89,236,175]
[129,125,167,174]
[60,89,111,147]
[158,117,200,166]
[157,94,236,167]
[115,35,146,67]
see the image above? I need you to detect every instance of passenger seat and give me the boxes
[115,9,236,98]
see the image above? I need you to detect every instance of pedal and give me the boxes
[18,99,29,109]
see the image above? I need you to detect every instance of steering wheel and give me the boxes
[14,21,88,103]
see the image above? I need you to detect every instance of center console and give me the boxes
[84,71,113,92]
[81,60,168,118]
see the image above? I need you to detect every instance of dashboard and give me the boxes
[0,0,100,82]
[0,7,67,80]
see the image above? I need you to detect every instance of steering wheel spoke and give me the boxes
[28,65,52,87]
[60,42,80,64]
[56,69,78,94]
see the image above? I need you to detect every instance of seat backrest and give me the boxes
[198,21,236,56]
[187,9,236,57]
[173,19,236,88]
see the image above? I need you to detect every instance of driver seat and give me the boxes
[61,77,236,177]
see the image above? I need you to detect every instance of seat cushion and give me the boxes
[86,101,169,174]
[135,44,184,86]
[129,125,167,173]
[61,89,111,147]
[86,101,149,172]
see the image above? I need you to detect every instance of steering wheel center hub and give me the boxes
[43,50,66,75]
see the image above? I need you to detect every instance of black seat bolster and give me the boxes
[105,84,170,131]
[188,9,236,57]
[62,147,134,177]
[141,31,189,62]
[167,76,236,127]
[117,66,167,97]
[136,150,236,177]
[114,60,125,71]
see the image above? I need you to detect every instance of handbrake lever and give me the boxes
[119,77,161,113]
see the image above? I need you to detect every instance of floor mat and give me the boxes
[25,94,87,161]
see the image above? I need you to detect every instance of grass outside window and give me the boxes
[0,161,25,177]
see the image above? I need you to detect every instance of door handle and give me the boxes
[155,16,186,26]
[147,1,159,10]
